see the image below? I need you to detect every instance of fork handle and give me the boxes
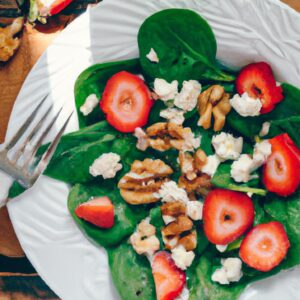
[0,170,14,208]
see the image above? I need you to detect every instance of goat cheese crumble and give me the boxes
[230,92,262,117]
[175,286,190,300]
[182,131,201,152]
[156,181,189,204]
[252,140,272,168]
[134,127,149,151]
[146,48,159,63]
[211,258,243,285]
[212,132,243,161]
[230,154,255,183]
[216,244,228,253]
[160,108,185,125]
[154,78,178,101]
[171,245,195,270]
[89,153,122,179]
[259,121,271,137]
[201,155,221,177]
[79,94,98,116]
[230,140,272,183]
[186,201,203,221]
[174,80,201,111]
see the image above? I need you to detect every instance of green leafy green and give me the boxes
[211,163,267,196]
[107,243,156,300]
[226,83,300,138]
[68,184,147,248]
[74,59,141,128]
[138,9,235,85]
[188,253,247,300]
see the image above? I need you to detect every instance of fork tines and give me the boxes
[0,95,73,188]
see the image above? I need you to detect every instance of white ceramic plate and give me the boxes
[6,0,300,299]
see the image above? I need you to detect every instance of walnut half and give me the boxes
[197,85,231,132]
[0,17,23,62]
[134,122,200,152]
[118,159,173,205]
[178,149,212,198]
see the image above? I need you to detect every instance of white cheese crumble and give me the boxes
[201,155,221,177]
[175,286,190,300]
[212,132,243,161]
[156,181,189,204]
[186,201,203,221]
[259,121,271,137]
[182,131,201,152]
[89,153,122,179]
[174,80,201,112]
[134,127,149,151]
[146,48,159,63]
[162,215,176,225]
[230,154,255,183]
[79,94,98,116]
[230,92,262,117]
[171,245,195,270]
[154,78,178,101]
[211,258,243,285]
[160,108,185,125]
[216,244,228,253]
[230,140,272,183]
[252,140,272,168]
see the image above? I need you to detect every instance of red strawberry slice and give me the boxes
[203,189,254,245]
[263,133,300,196]
[152,251,186,300]
[49,0,74,16]
[239,221,290,272]
[236,62,283,114]
[75,196,114,228]
[100,71,153,133]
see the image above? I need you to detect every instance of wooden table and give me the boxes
[0,0,299,298]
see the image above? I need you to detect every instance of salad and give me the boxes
[10,8,300,300]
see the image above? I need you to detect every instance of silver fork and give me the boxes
[0,95,73,207]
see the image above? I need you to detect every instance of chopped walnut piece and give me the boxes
[178,230,197,251]
[197,85,231,132]
[130,219,160,256]
[134,122,200,152]
[178,173,212,198]
[0,17,23,62]
[178,149,212,197]
[161,215,193,237]
[160,201,186,217]
[118,159,173,205]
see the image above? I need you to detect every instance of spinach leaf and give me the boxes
[74,59,141,128]
[8,121,118,197]
[44,134,117,184]
[266,116,300,148]
[211,163,267,196]
[264,190,300,270]
[68,184,147,248]
[226,83,300,138]
[188,253,247,300]
[107,243,156,300]
[138,9,235,85]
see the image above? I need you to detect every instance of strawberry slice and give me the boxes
[100,71,153,133]
[75,196,114,228]
[152,251,186,300]
[263,133,300,196]
[236,62,283,114]
[49,0,74,16]
[203,189,254,245]
[239,221,290,272]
